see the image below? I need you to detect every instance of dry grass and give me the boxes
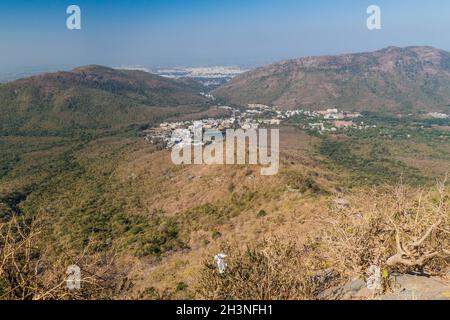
[0,215,129,300]
[321,179,450,281]
[194,180,449,299]
[197,238,331,300]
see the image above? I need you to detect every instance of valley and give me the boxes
[0,47,449,300]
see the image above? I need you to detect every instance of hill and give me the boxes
[214,46,450,113]
[0,61,449,300]
[0,65,208,135]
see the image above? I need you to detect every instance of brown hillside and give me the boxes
[214,46,450,113]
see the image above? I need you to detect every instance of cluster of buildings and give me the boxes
[143,105,263,149]
[143,104,372,148]
[257,106,370,133]
[280,108,375,133]
[306,120,376,133]
[318,109,362,120]
[427,112,449,119]
[199,92,215,100]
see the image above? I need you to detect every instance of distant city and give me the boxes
[0,65,250,90]
[117,65,249,90]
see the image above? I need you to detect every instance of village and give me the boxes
[143,103,371,149]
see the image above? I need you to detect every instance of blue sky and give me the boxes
[1,0,450,71]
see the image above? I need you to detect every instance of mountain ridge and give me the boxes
[0,65,208,135]
[213,46,450,113]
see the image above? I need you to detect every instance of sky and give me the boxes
[1,0,450,72]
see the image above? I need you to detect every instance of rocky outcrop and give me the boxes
[319,274,450,300]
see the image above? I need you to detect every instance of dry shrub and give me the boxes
[0,216,129,300]
[322,180,450,280]
[197,181,448,300]
[282,169,328,194]
[197,238,333,300]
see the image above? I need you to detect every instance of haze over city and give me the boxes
[2,0,450,73]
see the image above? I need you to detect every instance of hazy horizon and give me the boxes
[2,0,450,72]
[2,44,449,83]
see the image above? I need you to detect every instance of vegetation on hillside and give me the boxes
[214,46,450,112]
[1,62,449,300]
[0,66,209,135]
[197,181,449,299]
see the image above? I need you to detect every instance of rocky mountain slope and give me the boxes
[214,46,450,113]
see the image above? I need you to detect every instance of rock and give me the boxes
[382,274,450,300]
[318,274,450,300]
[318,278,366,300]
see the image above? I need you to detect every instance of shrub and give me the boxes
[321,180,450,280]
[257,209,268,218]
[197,238,331,300]
[211,230,222,240]
[0,216,127,300]
[176,282,188,292]
[282,170,325,194]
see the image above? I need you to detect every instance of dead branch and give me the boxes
[386,219,442,268]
